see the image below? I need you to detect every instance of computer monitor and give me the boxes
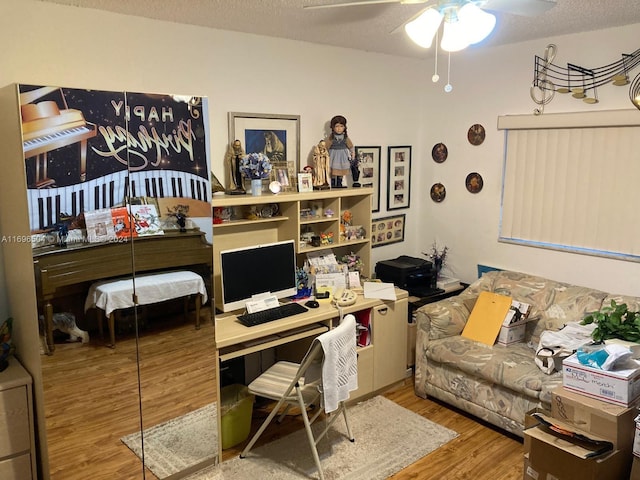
[219,239,298,312]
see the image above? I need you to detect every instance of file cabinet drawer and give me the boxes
[0,386,30,457]
[0,452,32,480]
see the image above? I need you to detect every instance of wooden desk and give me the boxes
[214,288,408,459]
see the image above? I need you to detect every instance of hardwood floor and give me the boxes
[40,308,524,479]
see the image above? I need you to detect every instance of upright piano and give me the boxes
[33,230,213,353]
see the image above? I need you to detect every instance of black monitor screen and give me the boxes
[219,240,297,312]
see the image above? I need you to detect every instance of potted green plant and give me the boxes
[580,300,640,343]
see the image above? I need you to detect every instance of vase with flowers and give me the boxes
[423,241,448,278]
[240,152,272,195]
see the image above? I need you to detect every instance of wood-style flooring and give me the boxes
[40,308,524,480]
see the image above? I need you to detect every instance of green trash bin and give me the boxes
[220,384,254,449]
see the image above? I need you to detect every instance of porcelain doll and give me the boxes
[324,115,355,188]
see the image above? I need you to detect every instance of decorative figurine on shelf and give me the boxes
[175,212,187,233]
[350,150,362,187]
[225,139,247,195]
[57,223,69,248]
[325,115,355,188]
[312,139,331,189]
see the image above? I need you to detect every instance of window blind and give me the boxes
[498,110,640,261]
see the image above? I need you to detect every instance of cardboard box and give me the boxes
[524,407,551,453]
[525,425,630,480]
[631,455,640,480]
[562,353,640,406]
[551,386,637,454]
[497,323,526,346]
[634,415,640,457]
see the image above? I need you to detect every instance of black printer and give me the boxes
[375,255,439,297]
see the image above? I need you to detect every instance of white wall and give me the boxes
[417,24,640,295]
[1,0,638,303]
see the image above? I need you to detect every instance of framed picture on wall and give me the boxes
[354,146,381,212]
[229,112,300,188]
[371,213,405,248]
[387,145,411,210]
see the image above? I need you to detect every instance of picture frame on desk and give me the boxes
[228,112,300,179]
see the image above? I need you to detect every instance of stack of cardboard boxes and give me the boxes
[523,352,640,480]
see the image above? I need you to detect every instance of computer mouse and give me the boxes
[305,300,320,309]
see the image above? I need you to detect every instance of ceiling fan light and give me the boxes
[404,7,443,49]
[458,3,496,45]
[440,18,469,52]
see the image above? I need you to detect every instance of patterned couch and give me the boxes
[414,270,640,437]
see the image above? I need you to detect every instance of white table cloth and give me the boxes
[85,270,208,317]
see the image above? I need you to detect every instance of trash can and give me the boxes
[220,384,254,449]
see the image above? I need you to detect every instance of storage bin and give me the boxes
[220,384,254,449]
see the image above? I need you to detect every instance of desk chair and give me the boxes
[240,314,358,480]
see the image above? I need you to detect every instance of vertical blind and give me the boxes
[497,110,640,261]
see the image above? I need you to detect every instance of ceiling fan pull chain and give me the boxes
[445,51,453,93]
[432,30,440,83]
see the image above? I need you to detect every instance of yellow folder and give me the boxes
[461,291,512,346]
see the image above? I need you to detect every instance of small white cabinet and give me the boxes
[0,359,36,480]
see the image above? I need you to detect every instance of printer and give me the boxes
[375,255,439,297]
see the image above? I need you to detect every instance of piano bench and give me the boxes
[84,271,208,348]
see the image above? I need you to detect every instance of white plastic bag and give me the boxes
[534,322,596,374]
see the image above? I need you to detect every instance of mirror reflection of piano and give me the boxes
[20,86,97,187]
[28,170,209,231]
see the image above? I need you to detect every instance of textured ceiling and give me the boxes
[37,0,640,59]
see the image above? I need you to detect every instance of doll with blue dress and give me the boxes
[324,115,355,188]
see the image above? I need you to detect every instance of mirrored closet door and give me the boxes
[17,84,216,479]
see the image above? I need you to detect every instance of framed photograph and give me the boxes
[387,145,411,210]
[354,146,381,212]
[297,172,313,192]
[371,214,405,248]
[229,112,300,189]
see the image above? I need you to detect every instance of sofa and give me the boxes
[414,270,640,437]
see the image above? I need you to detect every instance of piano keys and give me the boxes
[28,169,210,231]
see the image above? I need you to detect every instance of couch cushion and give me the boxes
[425,335,561,402]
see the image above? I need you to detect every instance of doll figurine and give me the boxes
[350,150,362,187]
[324,115,355,188]
[312,139,331,189]
[224,139,246,194]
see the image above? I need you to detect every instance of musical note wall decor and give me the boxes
[530,44,640,114]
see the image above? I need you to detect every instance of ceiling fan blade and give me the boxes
[482,0,557,16]
[303,0,427,10]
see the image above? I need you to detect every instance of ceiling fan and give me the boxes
[304,0,557,52]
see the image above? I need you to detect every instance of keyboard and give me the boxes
[237,302,309,327]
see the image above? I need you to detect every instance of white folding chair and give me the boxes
[240,314,358,480]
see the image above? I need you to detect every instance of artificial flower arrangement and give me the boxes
[340,252,364,274]
[423,241,448,275]
[240,152,272,180]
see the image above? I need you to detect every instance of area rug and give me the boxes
[123,396,458,480]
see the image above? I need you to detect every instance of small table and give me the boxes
[84,270,208,348]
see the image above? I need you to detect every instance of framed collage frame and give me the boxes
[371,213,405,248]
[354,146,381,212]
[387,145,411,210]
[229,112,300,191]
